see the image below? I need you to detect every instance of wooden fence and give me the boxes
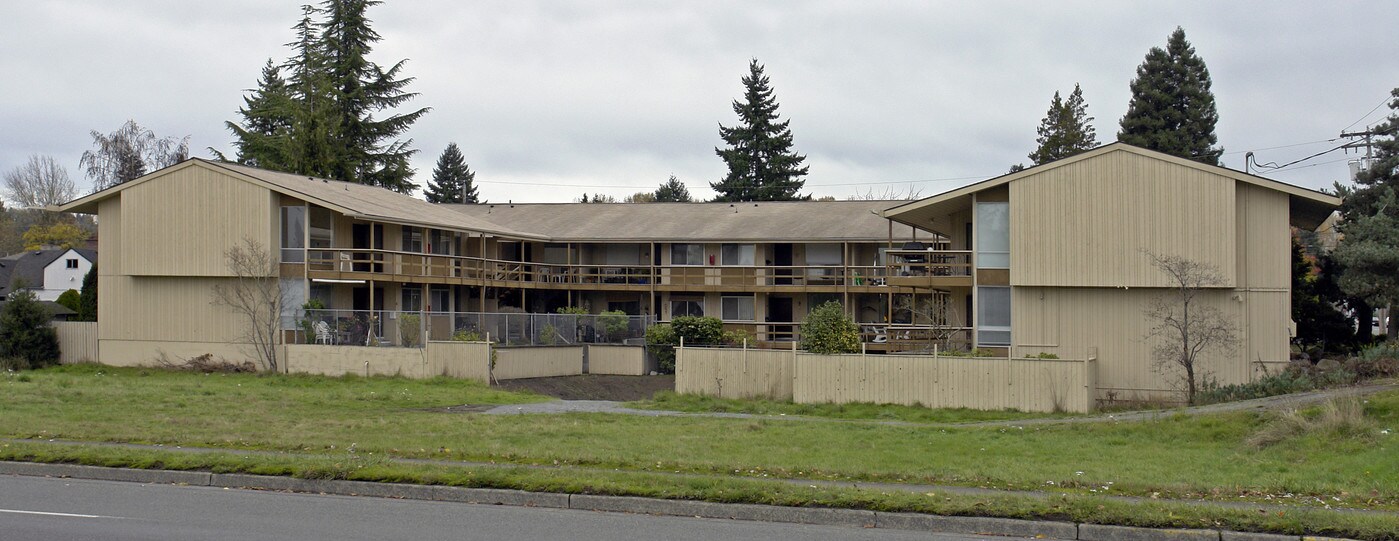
[53,321,99,364]
[587,345,648,375]
[676,346,1098,413]
[493,346,585,380]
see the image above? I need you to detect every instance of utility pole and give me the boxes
[1340,128,1381,181]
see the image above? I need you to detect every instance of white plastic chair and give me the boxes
[314,321,334,344]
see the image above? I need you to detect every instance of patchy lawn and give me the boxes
[632,391,1072,423]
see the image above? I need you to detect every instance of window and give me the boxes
[671,244,704,266]
[805,244,842,265]
[429,229,453,255]
[670,299,703,318]
[720,244,755,266]
[65,258,79,269]
[721,295,755,321]
[977,286,1011,346]
[429,286,450,312]
[309,206,333,261]
[402,226,423,253]
[401,285,423,312]
[280,206,306,262]
[975,201,1009,268]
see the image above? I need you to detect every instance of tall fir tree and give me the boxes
[1028,84,1098,165]
[1334,87,1399,338]
[224,1,428,194]
[654,175,692,202]
[425,143,478,203]
[1117,27,1222,165]
[712,59,809,202]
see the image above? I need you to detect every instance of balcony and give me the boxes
[882,249,973,288]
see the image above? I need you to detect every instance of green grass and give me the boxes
[2,440,1396,541]
[2,365,1396,516]
[632,391,1071,423]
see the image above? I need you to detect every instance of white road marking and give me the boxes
[0,508,117,519]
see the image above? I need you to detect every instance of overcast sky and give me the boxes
[2,1,1396,203]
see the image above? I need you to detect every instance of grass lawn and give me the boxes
[632,391,1073,423]
[2,365,1396,527]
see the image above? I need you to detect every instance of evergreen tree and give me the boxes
[224,1,428,194]
[1117,27,1222,165]
[712,59,809,201]
[654,175,692,202]
[425,143,478,203]
[78,264,97,322]
[1029,84,1098,165]
[1335,87,1399,338]
[0,288,60,369]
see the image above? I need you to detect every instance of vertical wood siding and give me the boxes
[587,345,648,375]
[493,346,584,379]
[99,275,254,343]
[675,347,795,400]
[1011,150,1236,288]
[792,354,1094,413]
[53,321,99,363]
[121,166,274,276]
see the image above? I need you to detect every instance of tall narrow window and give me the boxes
[402,226,423,252]
[977,286,1011,347]
[402,285,423,312]
[281,206,306,263]
[309,206,333,262]
[975,201,1009,268]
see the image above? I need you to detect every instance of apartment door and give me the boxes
[773,243,793,285]
[768,296,794,341]
[351,223,384,272]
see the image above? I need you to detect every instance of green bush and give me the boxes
[799,301,860,354]
[56,289,81,313]
[540,323,559,346]
[398,314,422,347]
[78,264,97,321]
[646,316,732,374]
[0,290,60,369]
[645,323,678,373]
[671,316,725,345]
[555,306,588,315]
[598,310,630,339]
[452,329,482,342]
[1347,342,1399,380]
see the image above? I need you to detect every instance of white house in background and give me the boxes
[0,248,96,301]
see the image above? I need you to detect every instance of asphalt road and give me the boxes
[0,475,1005,541]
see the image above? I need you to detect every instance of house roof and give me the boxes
[882,143,1343,231]
[448,200,926,242]
[0,299,76,318]
[0,248,94,297]
[58,159,546,240]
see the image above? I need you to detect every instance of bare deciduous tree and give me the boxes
[80,120,191,192]
[847,185,924,201]
[211,239,285,371]
[3,155,78,211]
[894,293,966,351]
[1143,251,1238,404]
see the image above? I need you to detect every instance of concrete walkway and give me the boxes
[481,381,1399,428]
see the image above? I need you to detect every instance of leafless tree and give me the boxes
[211,239,286,372]
[80,120,190,192]
[3,155,78,211]
[894,293,966,351]
[847,185,924,201]
[1143,251,1238,404]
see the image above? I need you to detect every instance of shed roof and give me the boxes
[448,200,925,242]
[882,143,1342,231]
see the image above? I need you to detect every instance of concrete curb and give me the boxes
[0,461,1356,541]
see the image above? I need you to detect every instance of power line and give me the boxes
[476,174,990,189]
[1249,142,1349,171]
[1342,93,1396,132]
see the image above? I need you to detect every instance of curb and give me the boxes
[0,461,1357,541]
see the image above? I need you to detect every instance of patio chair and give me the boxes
[313,321,334,344]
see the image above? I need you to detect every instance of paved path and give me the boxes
[482,381,1399,428]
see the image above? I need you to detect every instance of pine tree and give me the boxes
[654,175,692,202]
[224,1,428,193]
[425,143,478,203]
[712,59,809,202]
[78,264,97,322]
[1335,87,1399,337]
[1029,84,1098,165]
[0,288,60,369]
[1117,27,1222,165]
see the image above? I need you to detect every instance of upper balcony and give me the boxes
[291,247,973,291]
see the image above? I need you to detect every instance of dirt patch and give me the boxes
[493,375,675,401]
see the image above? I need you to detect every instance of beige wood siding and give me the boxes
[493,346,584,379]
[121,166,275,276]
[98,340,259,367]
[1012,286,1274,402]
[792,354,1094,413]
[98,196,122,275]
[1010,150,1236,288]
[588,345,647,375]
[1235,183,1290,289]
[99,275,259,344]
[53,321,99,363]
[675,346,794,399]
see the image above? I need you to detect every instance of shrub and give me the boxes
[56,289,81,313]
[645,323,678,373]
[452,329,483,342]
[0,290,60,369]
[539,323,559,346]
[646,316,732,374]
[78,264,98,321]
[1247,397,1376,449]
[1346,342,1399,380]
[598,310,630,340]
[398,314,422,347]
[799,301,860,354]
[671,316,725,345]
[555,306,588,315]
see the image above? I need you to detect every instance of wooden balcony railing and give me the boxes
[883,249,973,278]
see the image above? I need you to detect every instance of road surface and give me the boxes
[0,474,1012,540]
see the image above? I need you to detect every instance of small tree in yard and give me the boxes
[1143,252,1238,404]
[800,301,860,354]
[0,288,61,370]
[211,239,286,372]
[77,264,98,321]
[646,315,728,374]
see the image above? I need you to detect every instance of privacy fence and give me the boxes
[281,341,648,383]
[53,321,99,364]
[675,345,1097,413]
